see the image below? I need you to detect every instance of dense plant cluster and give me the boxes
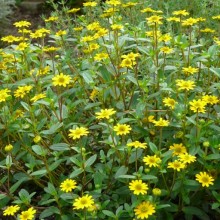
[1,0,220,219]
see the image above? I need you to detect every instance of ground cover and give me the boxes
[0,0,220,219]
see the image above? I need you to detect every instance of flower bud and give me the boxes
[5,144,13,152]
[152,188,161,196]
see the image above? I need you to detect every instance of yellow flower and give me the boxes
[120,58,136,68]
[196,172,214,187]
[200,28,215,33]
[90,89,99,100]
[44,16,59,22]
[16,42,29,51]
[52,73,71,87]
[127,141,147,149]
[113,123,131,135]
[43,46,59,53]
[14,85,33,98]
[95,108,116,119]
[176,79,195,91]
[122,2,137,8]
[13,20,31,28]
[0,88,11,102]
[19,207,36,220]
[160,46,173,54]
[55,30,67,37]
[60,179,77,192]
[73,194,95,210]
[30,28,50,38]
[37,66,50,76]
[94,53,109,61]
[4,144,13,152]
[134,201,156,219]
[81,35,94,42]
[68,127,89,140]
[202,95,219,105]
[129,180,148,195]
[67,8,80,13]
[111,24,123,31]
[1,35,21,43]
[182,17,199,26]
[87,22,100,31]
[121,52,140,61]
[106,0,121,6]
[167,17,180,22]
[141,7,155,13]
[83,1,97,7]
[163,97,177,109]
[189,99,207,113]
[30,93,46,102]
[159,34,172,42]
[212,15,220,20]
[178,153,196,164]
[73,27,83,31]
[168,160,186,171]
[172,10,189,16]
[182,66,199,75]
[3,205,20,216]
[169,143,187,156]
[147,15,163,25]
[33,135,41,143]
[152,118,169,127]
[143,155,161,167]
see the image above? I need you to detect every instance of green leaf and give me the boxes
[32,145,46,156]
[142,175,158,180]
[70,168,83,178]
[99,66,112,82]
[149,142,158,153]
[30,169,47,176]
[210,67,220,78]
[84,154,97,168]
[10,177,29,194]
[39,206,60,219]
[212,203,220,210]
[49,143,70,151]
[0,194,7,200]
[20,101,30,111]
[157,204,171,209]
[205,154,220,160]
[102,210,116,218]
[49,159,63,171]
[183,206,210,220]
[115,166,128,179]
[6,155,12,168]
[44,183,57,196]
[41,122,63,135]
[117,175,135,179]
[81,70,94,84]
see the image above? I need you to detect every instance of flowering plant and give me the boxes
[1,0,220,219]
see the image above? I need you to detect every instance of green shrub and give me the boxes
[1,0,220,219]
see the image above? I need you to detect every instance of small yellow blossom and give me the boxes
[196,172,214,187]
[134,201,156,219]
[95,108,116,119]
[3,205,20,216]
[68,127,89,140]
[113,123,131,135]
[127,141,147,149]
[129,180,148,195]
[60,179,77,192]
[73,195,95,209]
